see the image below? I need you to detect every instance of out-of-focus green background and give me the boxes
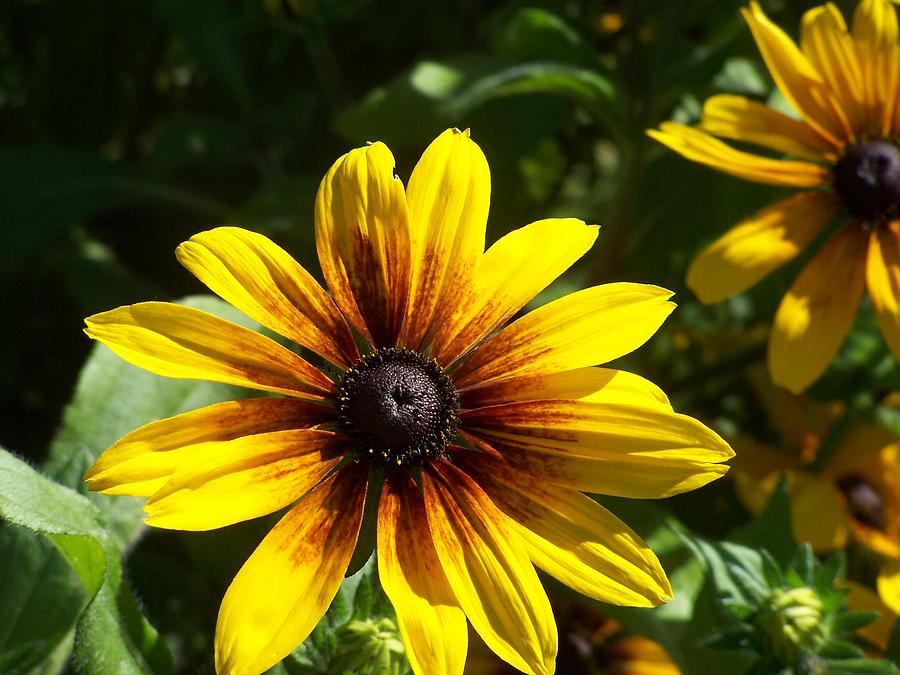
[4,1,899,673]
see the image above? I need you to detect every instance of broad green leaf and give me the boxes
[45,295,258,548]
[0,448,173,674]
[0,526,85,675]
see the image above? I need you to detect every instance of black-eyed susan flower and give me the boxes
[731,382,900,616]
[82,129,733,675]
[649,0,900,393]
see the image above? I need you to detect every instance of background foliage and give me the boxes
[3,0,900,673]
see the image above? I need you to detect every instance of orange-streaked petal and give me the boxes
[143,429,344,530]
[423,460,557,675]
[462,366,670,411]
[84,302,334,399]
[687,192,841,304]
[769,224,868,394]
[377,473,466,675]
[866,221,900,361]
[453,283,674,391]
[402,129,490,351]
[176,227,357,368]
[460,453,672,607]
[648,123,831,187]
[800,4,867,136]
[429,218,599,365]
[215,463,367,675]
[461,400,733,498]
[84,397,335,496]
[742,1,851,144]
[700,94,836,160]
[315,141,411,347]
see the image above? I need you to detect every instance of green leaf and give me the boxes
[490,8,595,65]
[0,526,85,674]
[818,639,865,659]
[830,611,881,635]
[44,295,258,548]
[449,61,618,131]
[730,474,795,567]
[0,448,172,674]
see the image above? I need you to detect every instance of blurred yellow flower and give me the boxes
[649,0,900,393]
[81,129,733,675]
[732,379,900,614]
[464,607,680,675]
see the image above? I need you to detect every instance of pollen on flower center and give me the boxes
[834,140,900,220]
[336,347,459,467]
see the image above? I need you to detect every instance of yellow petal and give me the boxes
[877,558,900,616]
[315,141,412,347]
[687,192,841,304]
[176,227,357,368]
[853,0,899,47]
[790,474,849,552]
[377,473,467,675]
[429,218,599,365]
[853,0,900,133]
[866,221,900,360]
[84,397,335,496]
[462,366,670,411]
[742,1,851,143]
[800,4,867,136]
[700,94,837,160]
[453,283,675,391]
[460,453,672,607]
[845,579,895,650]
[461,400,733,498]
[769,224,868,393]
[215,463,367,675]
[143,429,344,530]
[422,460,557,675]
[648,123,831,187]
[402,129,490,350]
[84,302,334,399]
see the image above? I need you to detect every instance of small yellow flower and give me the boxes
[732,380,900,615]
[649,0,900,393]
[82,129,733,675]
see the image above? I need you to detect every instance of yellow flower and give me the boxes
[464,607,681,675]
[81,129,733,675]
[732,381,900,615]
[649,0,900,393]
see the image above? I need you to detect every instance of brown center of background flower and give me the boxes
[837,474,886,530]
[833,140,900,220]
[336,347,460,467]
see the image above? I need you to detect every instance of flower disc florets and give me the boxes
[337,347,460,468]
[834,140,900,220]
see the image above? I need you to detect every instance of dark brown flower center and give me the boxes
[336,347,459,467]
[836,474,885,530]
[834,140,900,220]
